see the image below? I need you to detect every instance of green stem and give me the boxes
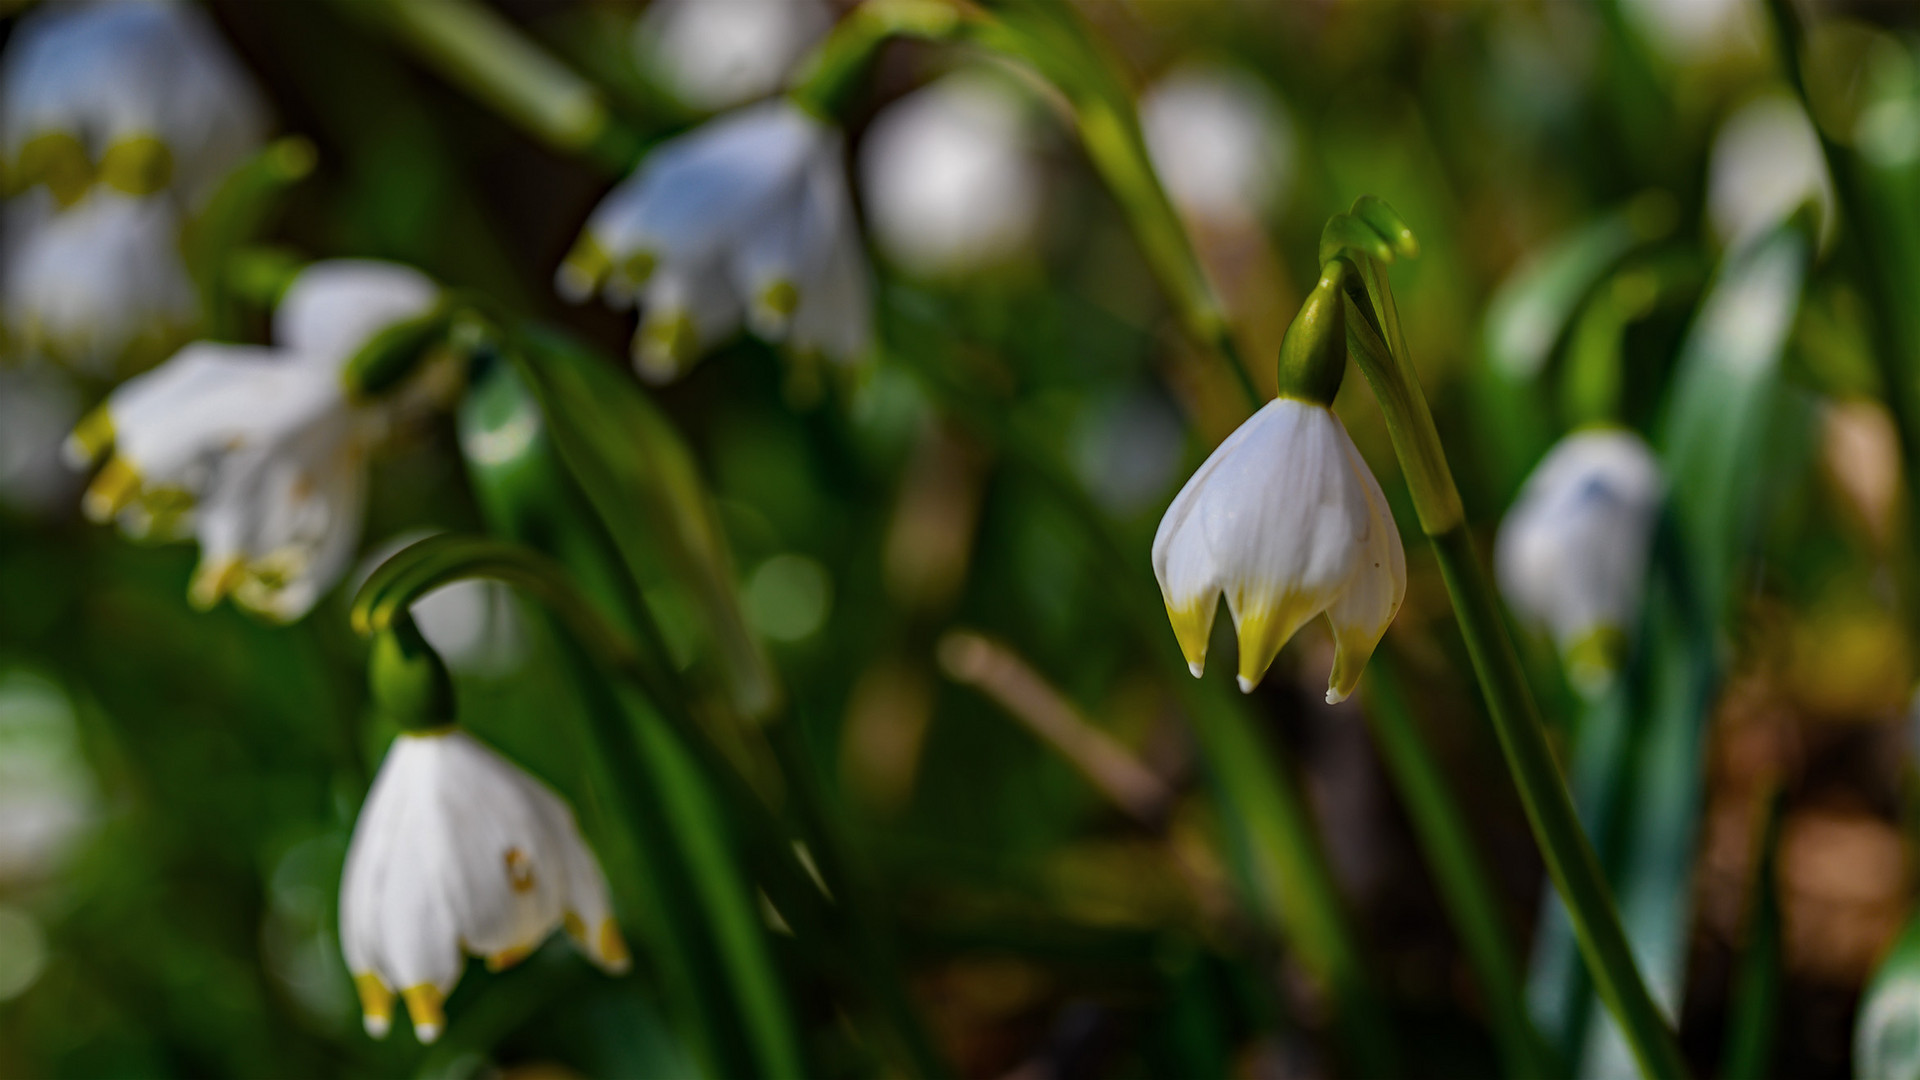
[1364,656,1560,1079]
[345,0,639,169]
[1721,785,1785,1080]
[1337,253,1688,1079]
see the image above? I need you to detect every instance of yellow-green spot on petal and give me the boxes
[1327,616,1389,706]
[760,279,799,318]
[66,407,114,467]
[188,558,245,610]
[354,973,395,1038]
[97,135,173,197]
[1164,599,1214,677]
[485,944,532,972]
[1233,595,1320,695]
[16,131,91,207]
[401,984,446,1044]
[598,919,631,973]
[556,235,612,302]
[621,249,658,288]
[82,457,142,522]
[1563,623,1627,698]
[635,311,698,382]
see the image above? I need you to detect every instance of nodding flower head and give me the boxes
[1153,396,1406,703]
[64,260,443,622]
[3,190,197,373]
[339,728,628,1044]
[556,99,870,382]
[1495,428,1664,695]
[1,0,266,208]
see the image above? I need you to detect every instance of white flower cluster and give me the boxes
[65,260,442,622]
[1,1,266,372]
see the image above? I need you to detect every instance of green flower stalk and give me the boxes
[1319,198,1690,1080]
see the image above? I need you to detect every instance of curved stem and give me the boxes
[1339,253,1690,1080]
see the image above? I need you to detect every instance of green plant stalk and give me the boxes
[1364,657,1561,1079]
[1337,259,1687,1078]
[347,0,638,170]
[1721,786,1784,1080]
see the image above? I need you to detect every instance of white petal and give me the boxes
[1323,433,1406,704]
[273,260,441,367]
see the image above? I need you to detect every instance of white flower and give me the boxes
[1708,94,1834,251]
[1154,398,1406,702]
[1140,64,1294,225]
[633,0,831,113]
[3,190,197,373]
[2,0,266,206]
[65,260,442,621]
[272,258,443,364]
[1618,0,1759,66]
[556,99,871,382]
[859,72,1043,276]
[340,729,628,1043]
[1495,429,1663,691]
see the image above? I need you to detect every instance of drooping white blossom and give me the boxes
[556,99,871,382]
[632,0,832,113]
[340,729,628,1043]
[860,72,1043,276]
[1495,429,1664,692]
[1153,398,1406,702]
[2,0,267,206]
[64,260,442,621]
[2,190,197,373]
[1708,94,1834,251]
[1140,64,1294,225]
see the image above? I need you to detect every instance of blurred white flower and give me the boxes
[558,100,870,382]
[65,260,442,622]
[1618,0,1758,66]
[860,72,1044,276]
[272,258,443,364]
[1495,429,1663,694]
[0,669,96,885]
[1,0,267,207]
[2,190,197,373]
[1154,398,1405,702]
[340,728,627,1043]
[1708,94,1834,251]
[0,364,82,514]
[633,0,832,113]
[1140,64,1294,224]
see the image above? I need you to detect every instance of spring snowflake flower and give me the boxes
[556,99,871,382]
[1,0,266,207]
[2,190,197,373]
[633,0,831,113]
[64,260,442,621]
[1154,397,1406,702]
[1495,429,1664,693]
[1140,64,1294,225]
[340,728,628,1043]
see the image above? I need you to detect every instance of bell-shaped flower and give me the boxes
[340,728,628,1043]
[3,190,198,373]
[65,260,443,621]
[556,99,871,382]
[1495,429,1664,693]
[633,0,831,113]
[1140,64,1294,226]
[1154,397,1406,702]
[2,0,266,207]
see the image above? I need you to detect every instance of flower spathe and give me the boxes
[340,728,628,1043]
[1154,396,1406,702]
[556,99,871,382]
[1494,428,1663,691]
[64,260,442,621]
